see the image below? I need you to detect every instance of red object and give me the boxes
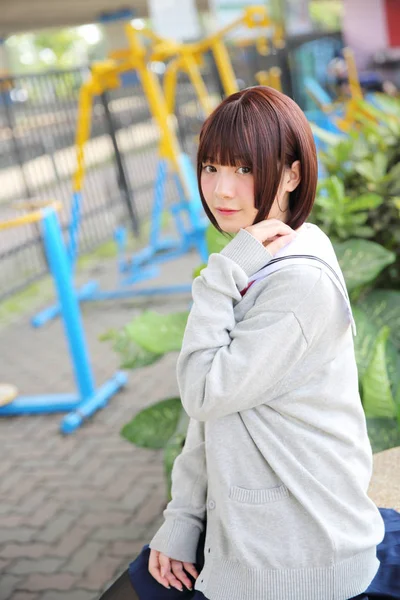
[240,280,256,297]
[385,0,400,47]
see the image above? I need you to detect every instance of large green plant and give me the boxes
[311,94,400,288]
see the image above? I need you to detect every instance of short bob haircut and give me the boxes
[197,86,318,232]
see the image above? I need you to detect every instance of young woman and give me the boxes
[99,86,400,600]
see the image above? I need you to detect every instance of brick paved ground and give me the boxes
[0,250,198,600]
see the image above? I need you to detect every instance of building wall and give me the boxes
[342,0,388,68]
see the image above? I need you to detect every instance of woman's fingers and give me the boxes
[148,549,171,589]
[183,562,199,580]
[246,219,295,245]
[149,550,200,592]
[159,553,184,591]
[171,560,193,590]
[265,231,297,255]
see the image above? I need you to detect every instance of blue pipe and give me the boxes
[41,208,95,400]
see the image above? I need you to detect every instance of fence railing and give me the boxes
[0,31,341,302]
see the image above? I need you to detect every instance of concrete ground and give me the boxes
[0,249,198,600]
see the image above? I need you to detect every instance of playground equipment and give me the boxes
[0,201,127,433]
[32,6,284,327]
[305,47,380,136]
[255,66,282,91]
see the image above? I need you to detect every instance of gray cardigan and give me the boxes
[149,226,385,600]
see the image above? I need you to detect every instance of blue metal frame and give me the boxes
[31,153,207,325]
[0,207,127,434]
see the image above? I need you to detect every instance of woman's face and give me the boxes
[200,162,293,234]
[200,163,257,234]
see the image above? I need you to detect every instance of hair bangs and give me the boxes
[199,102,254,169]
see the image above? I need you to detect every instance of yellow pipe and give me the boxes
[73,81,94,193]
[182,52,214,115]
[164,57,181,115]
[256,36,270,56]
[194,5,271,54]
[255,70,270,86]
[13,198,58,211]
[269,66,282,91]
[210,39,239,96]
[125,23,182,171]
[343,47,363,101]
[0,202,61,231]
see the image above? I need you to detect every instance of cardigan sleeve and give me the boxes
[149,418,207,563]
[176,229,311,422]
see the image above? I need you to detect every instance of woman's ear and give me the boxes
[286,160,301,192]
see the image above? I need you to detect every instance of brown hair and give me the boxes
[197,85,317,231]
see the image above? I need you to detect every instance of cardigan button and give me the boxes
[208,500,216,510]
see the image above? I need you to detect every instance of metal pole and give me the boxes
[100,91,139,236]
[41,207,95,400]
[1,84,33,198]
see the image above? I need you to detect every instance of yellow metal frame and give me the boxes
[335,47,377,132]
[0,201,61,231]
[255,66,282,91]
[72,6,283,196]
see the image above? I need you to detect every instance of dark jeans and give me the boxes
[99,508,400,600]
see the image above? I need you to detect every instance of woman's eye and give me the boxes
[237,166,252,174]
[202,165,216,173]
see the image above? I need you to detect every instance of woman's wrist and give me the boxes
[220,229,273,277]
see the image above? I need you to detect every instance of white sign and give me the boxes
[149,0,202,42]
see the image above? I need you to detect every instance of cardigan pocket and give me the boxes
[229,483,289,504]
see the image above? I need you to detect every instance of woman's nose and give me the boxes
[215,175,235,199]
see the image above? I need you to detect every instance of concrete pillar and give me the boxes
[149,0,202,42]
[99,8,135,55]
[343,0,388,68]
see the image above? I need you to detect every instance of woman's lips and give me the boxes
[216,208,240,216]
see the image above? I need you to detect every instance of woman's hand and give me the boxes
[245,218,298,256]
[149,548,199,591]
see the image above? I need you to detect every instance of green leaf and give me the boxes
[366,418,400,454]
[358,289,400,351]
[193,263,206,279]
[355,161,376,182]
[392,196,400,212]
[369,94,400,118]
[344,193,383,213]
[386,341,400,410]
[374,153,389,179]
[125,311,189,354]
[334,239,396,291]
[351,226,375,238]
[355,154,388,183]
[352,307,380,379]
[206,225,230,254]
[329,176,345,201]
[104,330,162,370]
[361,327,397,419]
[163,409,189,500]
[121,397,182,449]
[353,305,400,402]
[387,163,400,194]
[309,123,345,146]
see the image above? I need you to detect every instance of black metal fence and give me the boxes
[0,61,221,300]
[0,31,341,301]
